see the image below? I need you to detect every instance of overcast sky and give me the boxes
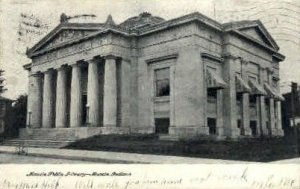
[0,0,299,99]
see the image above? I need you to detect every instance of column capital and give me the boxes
[259,66,266,72]
[104,54,118,60]
[30,72,43,77]
[43,68,55,74]
[56,66,65,71]
[222,54,239,60]
[266,67,274,74]
[55,64,68,71]
[70,62,81,67]
[241,59,249,65]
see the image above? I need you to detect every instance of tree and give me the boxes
[9,94,27,137]
[0,69,7,96]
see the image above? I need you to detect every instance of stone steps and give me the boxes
[5,128,80,148]
[19,128,78,142]
[2,139,74,148]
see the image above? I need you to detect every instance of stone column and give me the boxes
[241,60,251,136]
[242,93,251,136]
[55,67,68,128]
[256,96,261,136]
[42,70,54,128]
[259,96,267,135]
[28,73,43,128]
[222,56,239,138]
[217,90,224,136]
[87,59,100,126]
[269,98,275,135]
[103,56,117,127]
[276,101,284,136]
[70,64,82,127]
[120,59,131,128]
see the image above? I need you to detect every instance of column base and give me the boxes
[272,128,284,136]
[223,127,241,138]
[243,128,252,136]
[216,126,225,136]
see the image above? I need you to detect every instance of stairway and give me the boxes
[2,139,74,148]
[2,128,78,148]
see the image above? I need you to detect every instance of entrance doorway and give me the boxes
[82,95,87,125]
[250,120,257,136]
[207,118,217,135]
[155,118,169,134]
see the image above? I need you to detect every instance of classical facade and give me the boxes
[23,12,285,141]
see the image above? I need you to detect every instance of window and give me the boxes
[236,93,242,105]
[249,95,257,107]
[237,119,242,129]
[155,68,170,97]
[207,89,217,103]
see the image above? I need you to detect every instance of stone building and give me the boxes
[22,12,285,141]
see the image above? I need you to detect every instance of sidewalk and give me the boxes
[0,145,255,164]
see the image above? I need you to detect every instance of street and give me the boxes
[0,153,92,164]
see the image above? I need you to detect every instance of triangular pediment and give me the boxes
[35,29,98,52]
[40,29,98,50]
[28,24,104,56]
[223,20,279,51]
[239,26,273,48]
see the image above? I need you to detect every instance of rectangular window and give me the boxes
[207,89,217,98]
[237,119,242,128]
[155,68,170,97]
[236,93,242,105]
[249,95,257,107]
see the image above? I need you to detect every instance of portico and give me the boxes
[28,56,122,129]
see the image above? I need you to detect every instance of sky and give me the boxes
[0,0,299,99]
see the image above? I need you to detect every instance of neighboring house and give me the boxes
[22,12,284,143]
[0,96,12,137]
[282,83,300,131]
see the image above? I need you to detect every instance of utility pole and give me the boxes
[291,82,298,136]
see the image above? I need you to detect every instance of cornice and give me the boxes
[146,53,178,64]
[201,53,223,63]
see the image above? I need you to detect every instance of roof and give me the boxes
[0,96,13,102]
[223,20,279,51]
[26,12,284,59]
[119,12,165,30]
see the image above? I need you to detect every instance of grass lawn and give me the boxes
[64,134,300,162]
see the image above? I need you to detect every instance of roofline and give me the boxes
[273,53,285,62]
[27,12,282,59]
[28,27,132,58]
[27,23,106,56]
[23,63,32,70]
[228,30,285,61]
[138,12,222,35]
[0,96,13,101]
[27,12,225,57]
[223,20,279,51]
